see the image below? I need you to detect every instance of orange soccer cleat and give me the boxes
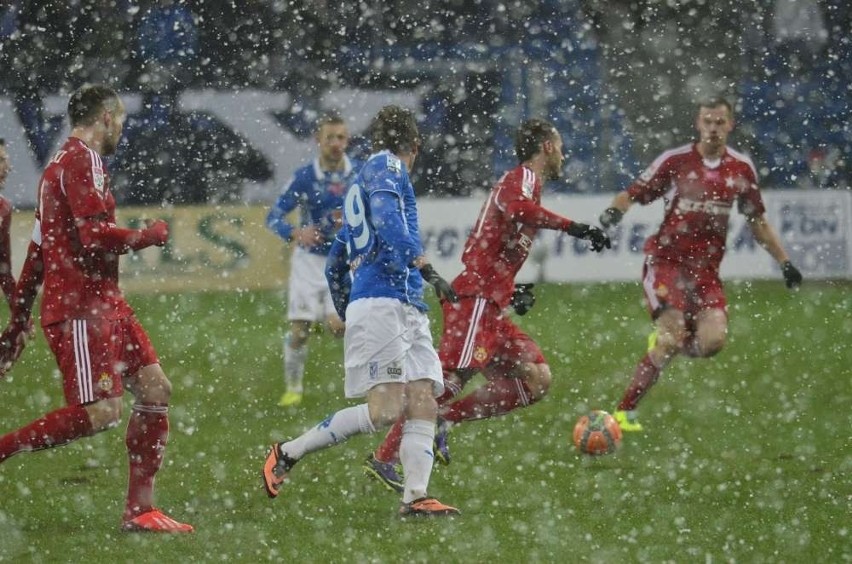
[121,509,194,533]
[262,442,297,498]
[399,497,460,518]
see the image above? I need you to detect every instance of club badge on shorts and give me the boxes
[98,372,113,392]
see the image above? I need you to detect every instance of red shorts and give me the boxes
[44,316,159,406]
[642,257,727,320]
[438,296,545,377]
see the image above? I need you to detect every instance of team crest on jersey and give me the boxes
[369,361,379,381]
[655,284,669,299]
[93,165,105,193]
[473,346,488,362]
[97,372,113,392]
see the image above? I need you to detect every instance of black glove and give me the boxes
[510,283,536,316]
[566,222,611,252]
[420,264,459,303]
[599,207,624,229]
[781,261,803,289]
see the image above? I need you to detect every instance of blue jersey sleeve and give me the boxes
[266,177,301,242]
[325,227,351,320]
[369,189,421,270]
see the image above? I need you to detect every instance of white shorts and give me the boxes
[343,297,444,399]
[287,247,337,322]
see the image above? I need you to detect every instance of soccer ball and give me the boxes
[573,410,622,455]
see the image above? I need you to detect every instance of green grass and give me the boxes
[0,281,849,562]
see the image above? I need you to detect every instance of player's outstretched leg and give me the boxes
[615,353,664,432]
[0,405,94,463]
[264,404,376,497]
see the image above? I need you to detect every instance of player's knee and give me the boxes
[656,330,685,355]
[326,315,346,339]
[327,319,345,339]
[134,371,172,404]
[404,382,438,421]
[525,364,552,400]
[85,399,123,432]
[697,333,726,357]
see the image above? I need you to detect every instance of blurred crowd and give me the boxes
[0,0,849,203]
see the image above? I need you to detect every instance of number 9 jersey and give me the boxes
[336,150,427,312]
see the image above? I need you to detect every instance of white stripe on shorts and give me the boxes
[642,257,660,312]
[458,297,487,369]
[73,320,94,403]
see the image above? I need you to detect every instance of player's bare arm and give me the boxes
[747,214,803,288]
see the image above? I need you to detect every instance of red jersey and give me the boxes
[629,143,765,269]
[36,137,134,326]
[454,166,546,309]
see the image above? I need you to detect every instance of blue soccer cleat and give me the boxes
[363,454,404,494]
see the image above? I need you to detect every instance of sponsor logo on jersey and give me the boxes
[676,198,732,216]
[97,372,113,392]
[386,363,403,378]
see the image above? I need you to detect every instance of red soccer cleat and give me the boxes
[121,509,194,533]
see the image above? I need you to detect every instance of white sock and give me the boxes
[281,404,375,460]
[399,419,435,503]
[284,333,307,394]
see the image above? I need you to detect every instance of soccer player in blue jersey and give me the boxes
[262,105,460,517]
[266,113,357,407]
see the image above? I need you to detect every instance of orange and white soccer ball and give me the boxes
[573,410,622,455]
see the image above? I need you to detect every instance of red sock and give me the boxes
[442,378,535,423]
[0,405,93,463]
[617,353,663,411]
[374,415,405,464]
[124,403,169,521]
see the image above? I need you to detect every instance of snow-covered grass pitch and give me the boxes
[0,281,847,561]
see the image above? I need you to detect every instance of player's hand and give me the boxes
[599,207,624,229]
[567,222,611,252]
[0,319,32,378]
[295,226,323,248]
[420,264,458,303]
[143,219,170,247]
[782,261,803,289]
[510,283,536,316]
